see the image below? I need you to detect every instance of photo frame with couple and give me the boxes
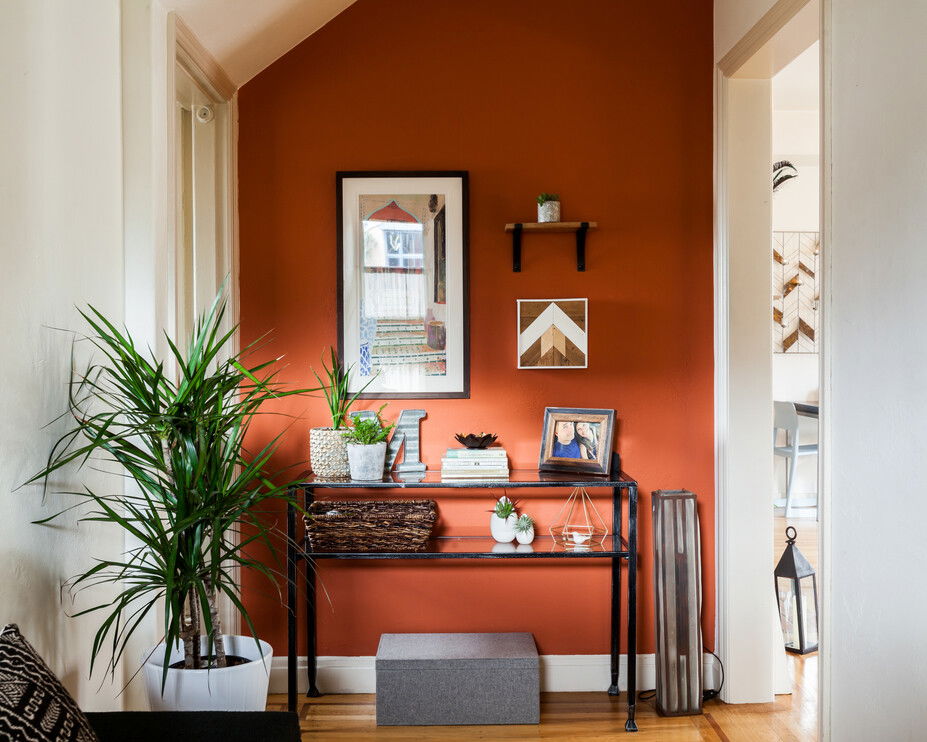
[538,407,616,475]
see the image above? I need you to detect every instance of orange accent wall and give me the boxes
[238,0,714,658]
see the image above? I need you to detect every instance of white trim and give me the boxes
[174,15,235,102]
[817,1,832,737]
[268,654,722,696]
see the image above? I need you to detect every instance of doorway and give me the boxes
[714,0,823,729]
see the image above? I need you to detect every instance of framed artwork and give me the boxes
[517,299,588,369]
[337,171,469,398]
[538,407,615,475]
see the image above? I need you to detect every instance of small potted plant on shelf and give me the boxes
[342,407,394,481]
[490,496,519,543]
[514,514,536,545]
[537,192,561,223]
[310,348,375,477]
[27,288,312,711]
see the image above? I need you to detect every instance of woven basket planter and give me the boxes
[305,500,437,552]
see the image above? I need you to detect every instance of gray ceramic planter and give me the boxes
[346,441,387,480]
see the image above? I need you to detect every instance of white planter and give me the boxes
[346,441,387,480]
[143,635,273,711]
[538,200,561,223]
[490,514,517,543]
[515,525,535,545]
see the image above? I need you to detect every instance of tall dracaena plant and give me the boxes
[28,289,314,689]
[312,347,375,429]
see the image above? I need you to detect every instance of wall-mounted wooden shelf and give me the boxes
[504,221,598,272]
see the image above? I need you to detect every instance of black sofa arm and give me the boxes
[85,711,301,742]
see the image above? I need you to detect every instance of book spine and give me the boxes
[444,450,507,458]
[440,460,509,467]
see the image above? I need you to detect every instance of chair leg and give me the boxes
[785,452,798,518]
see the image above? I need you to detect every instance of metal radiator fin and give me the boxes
[652,490,703,716]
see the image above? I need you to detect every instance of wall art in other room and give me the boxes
[338,171,469,398]
[538,407,615,475]
[517,299,587,369]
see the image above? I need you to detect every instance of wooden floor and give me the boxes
[268,653,817,741]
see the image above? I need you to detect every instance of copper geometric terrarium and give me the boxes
[548,487,608,549]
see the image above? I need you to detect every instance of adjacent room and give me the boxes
[2,1,924,741]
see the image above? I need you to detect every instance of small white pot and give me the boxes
[515,525,535,545]
[538,200,561,223]
[490,513,517,543]
[143,635,273,711]
[346,441,387,480]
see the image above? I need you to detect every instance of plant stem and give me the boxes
[206,578,226,668]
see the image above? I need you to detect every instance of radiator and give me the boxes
[652,490,703,716]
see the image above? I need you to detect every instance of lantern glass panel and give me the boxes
[776,576,799,650]
[799,575,818,648]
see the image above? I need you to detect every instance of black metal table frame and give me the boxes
[286,472,639,732]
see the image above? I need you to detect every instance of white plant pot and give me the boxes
[491,513,517,543]
[143,635,273,712]
[515,526,535,545]
[346,441,387,480]
[538,200,561,223]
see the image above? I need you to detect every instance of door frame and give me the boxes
[713,0,829,730]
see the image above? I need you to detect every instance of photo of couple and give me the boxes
[552,420,600,460]
[539,407,616,475]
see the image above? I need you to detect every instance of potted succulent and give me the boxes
[537,192,561,223]
[310,348,375,477]
[514,514,536,545]
[28,290,312,711]
[490,496,518,543]
[342,408,394,481]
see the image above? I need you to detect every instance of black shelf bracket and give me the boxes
[512,222,523,272]
[509,221,591,272]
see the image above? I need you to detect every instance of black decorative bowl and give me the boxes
[454,432,498,449]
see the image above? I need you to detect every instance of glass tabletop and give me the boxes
[302,535,629,559]
[301,469,635,489]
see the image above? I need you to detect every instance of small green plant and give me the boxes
[490,496,518,519]
[341,407,394,445]
[536,192,560,205]
[312,347,376,428]
[514,514,535,534]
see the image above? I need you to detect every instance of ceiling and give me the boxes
[161,0,357,86]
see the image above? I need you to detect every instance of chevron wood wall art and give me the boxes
[772,231,820,353]
[517,299,588,369]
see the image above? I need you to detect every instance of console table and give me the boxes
[286,466,640,732]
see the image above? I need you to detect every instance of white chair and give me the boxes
[774,401,819,518]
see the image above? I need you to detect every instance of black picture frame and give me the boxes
[336,171,470,399]
[538,407,616,475]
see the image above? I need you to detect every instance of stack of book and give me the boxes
[440,448,510,480]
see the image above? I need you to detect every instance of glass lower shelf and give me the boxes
[301,535,629,559]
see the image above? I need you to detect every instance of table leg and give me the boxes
[286,498,297,712]
[304,488,322,697]
[609,486,621,696]
[625,483,639,732]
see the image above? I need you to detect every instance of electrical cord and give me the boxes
[634,649,725,704]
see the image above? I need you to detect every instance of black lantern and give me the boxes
[774,526,818,654]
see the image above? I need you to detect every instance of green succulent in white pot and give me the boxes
[27,288,314,711]
[341,408,394,481]
[514,514,536,545]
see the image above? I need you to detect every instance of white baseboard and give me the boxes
[269,653,722,695]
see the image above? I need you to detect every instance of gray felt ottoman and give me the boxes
[375,632,540,726]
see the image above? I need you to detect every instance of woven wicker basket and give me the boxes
[304,500,437,552]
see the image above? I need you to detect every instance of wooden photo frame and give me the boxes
[538,407,616,475]
[337,171,469,399]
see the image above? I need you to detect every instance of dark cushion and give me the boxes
[0,624,99,742]
[85,711,301,742]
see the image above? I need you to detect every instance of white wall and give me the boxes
[0,0,125,711]
[828,1,927,738]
